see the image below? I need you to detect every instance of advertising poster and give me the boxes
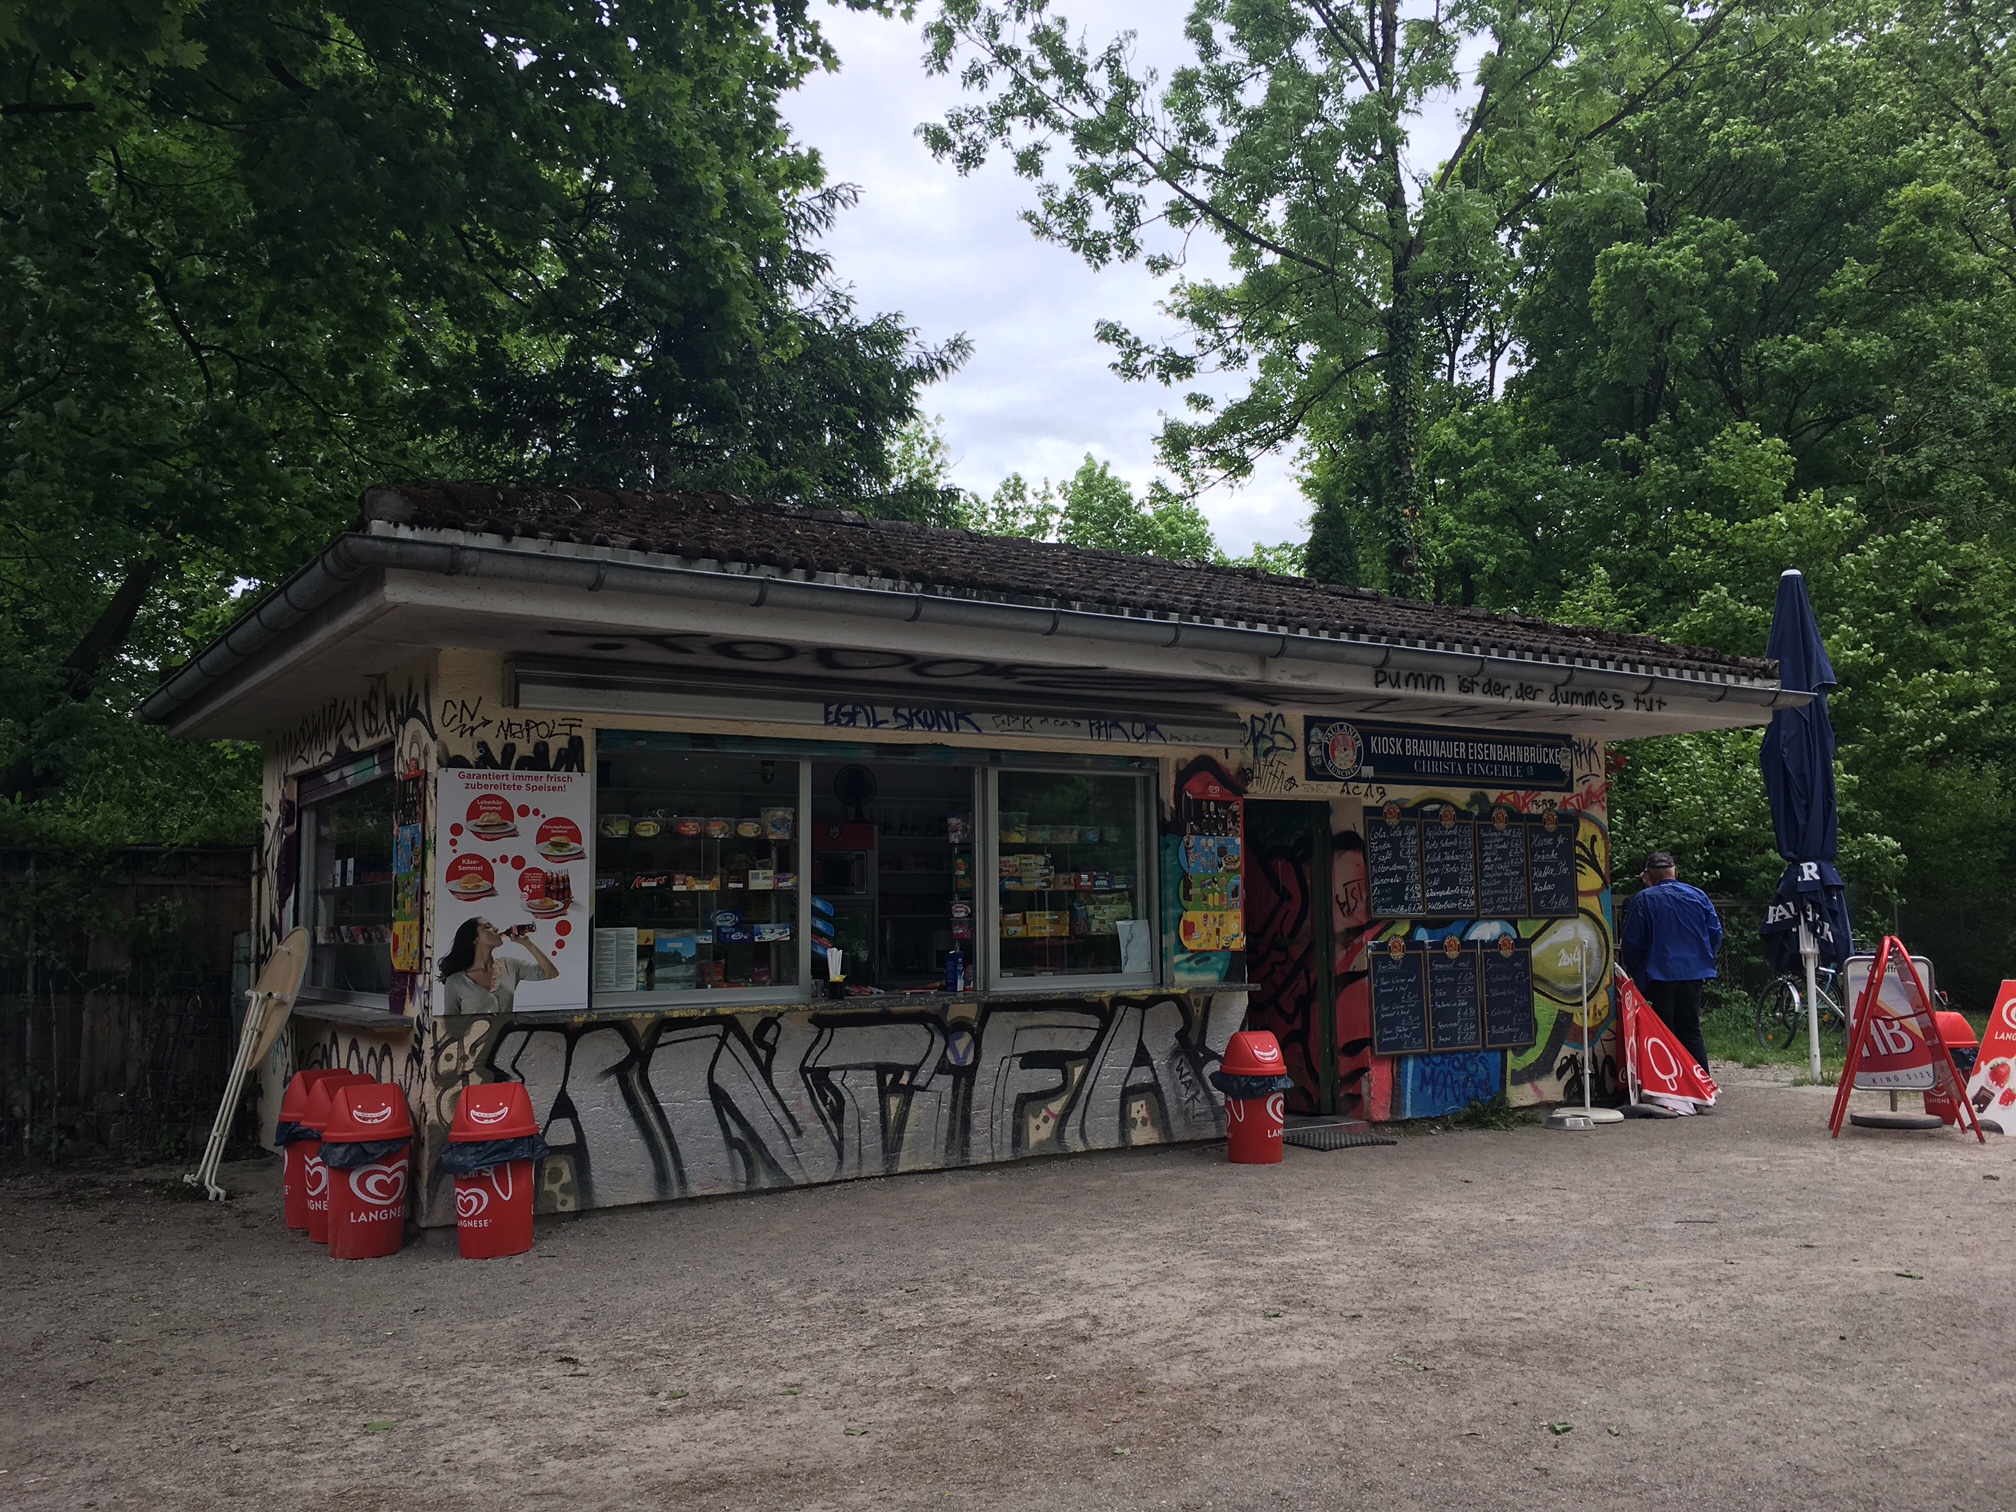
[434,768,592,1015]
[1967,980,2016,1132]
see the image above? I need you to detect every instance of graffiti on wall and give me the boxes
[415,993,1244,1222]
[1356,737,1616,1115]
[1242,807,1322,1116]
[1239,729,1614,1121]
[279,670,437,773]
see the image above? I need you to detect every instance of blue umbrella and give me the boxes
[1759,570,1853,1073]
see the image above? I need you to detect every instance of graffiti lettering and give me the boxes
[440,697,492,742]
[822,702,985,735]
[1242,712,1297,762]
[422,995,1244,1219]
[1374,669,1447,694]
[493,715,584,744]
[1087,719,1168,744]
[1456,675,1543,703]
[1548,686,1627,711]
[442,735,588,773]
[282,672,437,770]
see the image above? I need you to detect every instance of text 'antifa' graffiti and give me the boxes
[425,994,1243,1218]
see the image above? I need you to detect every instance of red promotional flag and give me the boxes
[1617,970,1719,1111]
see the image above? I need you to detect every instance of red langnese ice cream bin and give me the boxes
[1211,1030,1296,1164]
[321,1083,413,1260]
[443,1083,546,1259]
[297,1072,374,1244]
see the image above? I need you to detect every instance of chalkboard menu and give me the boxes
[1428,943,1483,1051]
[1477,812,1529,918]
[1366,811,1424,917]
[1482,941,1537,1049]
[1527,814,1579,918]
[1419,808,1479,917]
[1370,942,1429,1055]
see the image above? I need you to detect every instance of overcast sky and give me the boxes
[786,4,1310,557]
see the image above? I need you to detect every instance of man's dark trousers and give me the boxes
[1644,978,1711,1075]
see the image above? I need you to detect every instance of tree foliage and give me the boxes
[0,0,963,839]
[928,0,2016,1002]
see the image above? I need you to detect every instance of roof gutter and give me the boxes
[142,528,1808,729]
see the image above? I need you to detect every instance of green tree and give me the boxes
[959,455,1222,558]
[1482,0,2016,1001]
[923,0,1749,592]
[0,0,962,834]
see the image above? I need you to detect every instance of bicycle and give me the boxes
[1754,966,1848,1050]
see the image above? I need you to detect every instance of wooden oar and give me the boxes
[186,928,309,1201]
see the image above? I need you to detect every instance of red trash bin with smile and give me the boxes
[321,1083,414,1260]
[444,1083,545,1259]
[298,1072,374,1244]
[1212,1030,1296,1164]
[275,1069,347,1231]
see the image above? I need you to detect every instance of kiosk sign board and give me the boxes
[1306,719,1574,791]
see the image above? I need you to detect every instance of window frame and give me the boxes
[586,753,814,1010]
[294,749,399,1010]
[983,765,1160,994]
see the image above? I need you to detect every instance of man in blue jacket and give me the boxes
[1619,852,1723,1076]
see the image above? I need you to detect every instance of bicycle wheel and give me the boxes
[1755,978,1802,1050]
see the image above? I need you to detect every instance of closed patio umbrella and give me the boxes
[1759,569,1854,1081]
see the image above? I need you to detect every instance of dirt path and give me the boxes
[5,1075,2012,1511]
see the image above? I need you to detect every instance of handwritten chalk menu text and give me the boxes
[1419,807,1479,916]
[1477,810,1529,917]
[1365,802,1579,922]
[1526,814,1579,918]
[1482,941,1538,1049]
[1366,808,1424,917]
[1428,942,1483,1051]
[1370,942,1429,1055]
[1306,718,1573,790]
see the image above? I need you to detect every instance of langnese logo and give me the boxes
[350,1161,407,1208]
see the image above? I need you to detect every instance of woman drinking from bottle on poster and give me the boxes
[439,917,560,1014]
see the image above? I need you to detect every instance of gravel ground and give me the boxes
[4,1072,2012,1511]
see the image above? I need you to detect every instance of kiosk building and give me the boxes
[141,485,1797,1224]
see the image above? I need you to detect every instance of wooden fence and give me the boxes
[0,846,252,1161]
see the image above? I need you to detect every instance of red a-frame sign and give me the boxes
[1829,936,1986,1142]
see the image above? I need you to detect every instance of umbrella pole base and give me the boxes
[1846,1112,1945,1132]
[1547,1107,1625,1130]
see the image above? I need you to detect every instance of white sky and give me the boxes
[787,3,1307,556]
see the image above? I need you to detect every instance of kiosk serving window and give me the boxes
[993,769,1152,984]
[593,747,801,999]
[299,753,397,1002]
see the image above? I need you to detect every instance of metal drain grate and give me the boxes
[1283,1121,1396,1152]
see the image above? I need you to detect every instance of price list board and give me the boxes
[1369,941,1430,1056]
[1477,811,1529,918]
[1365,809,1424,918]
[1359,797,1576,1059]
[1419,807,1479,917]
[1428,942,1483,1052]
[1364,802,1579,922]
[1481,940,1538,1049]
[1526,814,1579,918]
